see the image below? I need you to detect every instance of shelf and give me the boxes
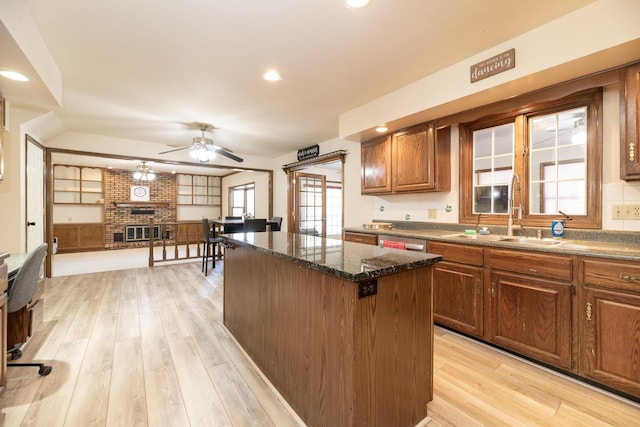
[113,202,170,207]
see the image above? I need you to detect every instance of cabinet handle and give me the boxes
[629,142,636,162]
[586,302,592,321]
[618,273,640,282]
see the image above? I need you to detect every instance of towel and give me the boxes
[383,240,406,250]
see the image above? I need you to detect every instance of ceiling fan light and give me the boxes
[133,171,142,179]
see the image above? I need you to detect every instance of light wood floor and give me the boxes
[2,261,639,426]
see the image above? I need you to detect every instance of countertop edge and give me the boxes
[221,235,442,282]
[344,227,640,262]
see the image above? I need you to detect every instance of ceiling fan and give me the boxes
[158,123,244,163]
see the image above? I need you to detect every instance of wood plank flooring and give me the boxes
[1,261,639,426]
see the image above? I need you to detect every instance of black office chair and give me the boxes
[7,243,52,376]
[243,218,267,232]
[202,218,224,276]
[270,216,283,231]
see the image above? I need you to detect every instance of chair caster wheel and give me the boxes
[38,365,52,376]
[10,349,22,360]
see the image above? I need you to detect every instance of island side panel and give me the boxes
[353,265,434,427]
[223,244,356,426]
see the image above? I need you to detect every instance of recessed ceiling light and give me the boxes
[376,126,388,133]
[263,70,282,81]
[345,0,370,9]
[0,69,29,82]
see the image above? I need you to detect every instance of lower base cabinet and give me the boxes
[53,223,105,253]
[581,258,640,398]
[429,242,484,337]
[429,241,640,399]
[490,271,573,370]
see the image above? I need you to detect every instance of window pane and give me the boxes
[472,123,514,214]
[529,107,586,215]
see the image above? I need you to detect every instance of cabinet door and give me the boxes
[54,225,80,251]
[490,271,572,370]
[433,261,484,337]
[392,125,434,192]
[621,63,640,180]
[361,136,392,194]
[79,224,105,249]
[582,287,640,398]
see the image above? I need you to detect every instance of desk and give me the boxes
[1,252,44,354]
[211,218,279,233]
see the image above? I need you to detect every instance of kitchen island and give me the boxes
[221,232,442,427]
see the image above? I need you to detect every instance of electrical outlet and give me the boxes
[612,204,640,219]
[427,209,437,219]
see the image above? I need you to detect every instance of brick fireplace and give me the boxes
[104,169,177,249]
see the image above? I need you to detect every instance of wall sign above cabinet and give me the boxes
[297,144,319,161]
[470,48,515,83]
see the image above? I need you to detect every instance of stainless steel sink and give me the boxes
[445,233,570,246]
[496,236,570,246]
[444,233,505,242]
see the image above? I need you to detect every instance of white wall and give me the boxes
[221,171,270,219]
[0,107,49,252]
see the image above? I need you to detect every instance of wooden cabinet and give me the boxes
[53,223,105,252]
[0,260,7,397]
[580,258,640,398]
[176,222,202,244]
[429,242,484,337]
[620,62,640,180]
[343,231,378,245]
[361,135,392,194]
[361,123,450,194]
[488,249,574,370]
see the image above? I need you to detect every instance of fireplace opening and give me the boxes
[125,224,160,242]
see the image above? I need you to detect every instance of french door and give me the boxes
[294,172,326,236]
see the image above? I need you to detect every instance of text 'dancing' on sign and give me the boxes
[470,48,515,83]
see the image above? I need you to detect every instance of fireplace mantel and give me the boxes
[113,202,170,208]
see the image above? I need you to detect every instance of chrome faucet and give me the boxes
[507,172,522,237]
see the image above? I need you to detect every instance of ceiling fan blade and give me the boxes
[158,145,192,155]
[210,144,235,153]
[203,144,243,162]
[217,149,244,163]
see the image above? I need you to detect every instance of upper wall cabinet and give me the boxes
[361,123,450,194]
[621,63,640,181]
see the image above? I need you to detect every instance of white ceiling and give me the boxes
[1,0,597,164]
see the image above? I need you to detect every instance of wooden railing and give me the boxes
[147,219,204,266]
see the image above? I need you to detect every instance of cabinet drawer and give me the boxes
[428,242,483,267]
[489,249,573,282]
[343,231,378,246]
[583,258,640,292]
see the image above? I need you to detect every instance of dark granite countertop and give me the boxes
[220,232,442,282]
[344,224,640,262]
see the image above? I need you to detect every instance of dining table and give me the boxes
[210,218,279,234]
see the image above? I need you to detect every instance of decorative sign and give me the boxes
[297,144,320,161]
[130,185,150,201]
[470,48,515,83]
